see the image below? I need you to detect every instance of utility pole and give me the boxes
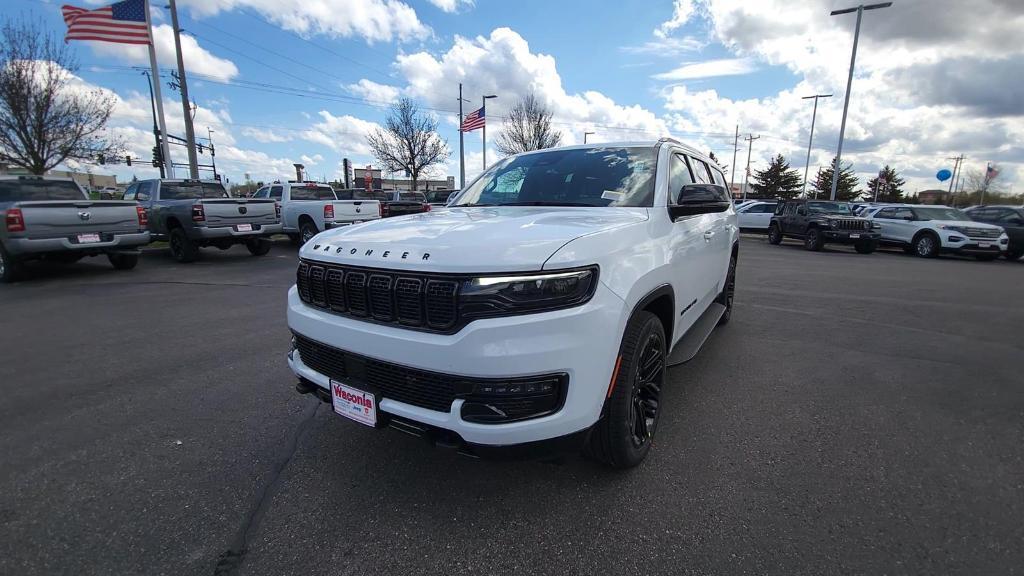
[829,2,892,201]
[142,0,173,179]
[801,94,832,196]
[142,71,165,178]
[457,84,469,189]
[729,125,739,194]
[946,154,964,206]
[742,134,759,202]
[168,0,199,179]
[482,94,497,170]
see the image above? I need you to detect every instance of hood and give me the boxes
[299,206,649,272]
[929,220,1002,230]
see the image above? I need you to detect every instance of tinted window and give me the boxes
[136,181,153,201]
[452,146,657,207]
[913,207,969,221]
[710,167,727,186]
[160,182,229,200]
[874,208,895,219]
[998,210,1024,224]
[807,201,852,215]
[353,189,390,201]
[668,154,694,204]
[399,192,426,202]
[745,203,775,213]
[0,179,84,201]
[686,157,712,184]
[252,187,269,199]
[290,185,336,200]
[268,186,283,200]
[122,184,137,201]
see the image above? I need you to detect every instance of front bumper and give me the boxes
[822,229,880,243]
[192,223,283,240]
[941,232,1008,254]
[286,281,625,447]
[4,231,151,256]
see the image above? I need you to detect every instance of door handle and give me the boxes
[703,230,715,241]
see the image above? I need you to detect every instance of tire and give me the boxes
[1005,250,1023,261]
[715,251,737,325]
[246,238,272,256]
[854,240,877,254]
[912,232,939,258]
[299,220,319,244]
[108,253,139,270]
[585,311,666,469]
[974,253,998,262]
[804,227,824,251]
[169,227,199,263]
[767,224,783,245]
[0,242,24,283]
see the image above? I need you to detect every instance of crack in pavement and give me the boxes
[213,400,321,575]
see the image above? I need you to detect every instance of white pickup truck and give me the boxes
[286,139,738,468]
[1,176,150,282]
[253,181,381,244]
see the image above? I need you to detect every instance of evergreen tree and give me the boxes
[864,165,906,202]
[811,156,861,201]
[750,153,803,199]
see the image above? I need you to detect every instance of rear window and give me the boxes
[159,182,230,200]
[399,192,426,202]
[349,189,390,201]
[290,185,336,200]
[0,180,84,201]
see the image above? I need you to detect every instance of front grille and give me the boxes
[296,260,461,332]
[293,334,566,417]
[834,219,868,230]
[961,227,1001,239]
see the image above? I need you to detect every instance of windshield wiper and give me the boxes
[497,201,595,207]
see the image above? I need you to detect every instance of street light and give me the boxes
[583,131,595,144]
[801,93,832,197]
[482,94,497,170]
[828,2,892,200]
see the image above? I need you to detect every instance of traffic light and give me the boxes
[151,146,163,168]
[126,155,132,166]
[197,143,204,154]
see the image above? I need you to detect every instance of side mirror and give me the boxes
[671,184,731,219]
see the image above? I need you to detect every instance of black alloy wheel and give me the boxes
[716,253,736,325]
[629,332,665,448]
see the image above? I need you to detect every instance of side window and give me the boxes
[269,186,283,200]
[998,210,1024,224]
[668,154,694,205]
[875,208,895,219]
[136,181,152,201]
[122,184,137,201]
[751,203,773,213]
[892,207,914,220]
[685,156,712,184]
[775,202,787,216]
[710,167,727,186]
[253,187,269,199]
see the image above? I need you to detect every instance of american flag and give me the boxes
[62,0,151,46]
[986,163,999,179]
[460,107,485,132]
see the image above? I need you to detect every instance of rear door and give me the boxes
[738,202,774,230]
[784,202,805,235]
[666,152,715,338]
[888,207,917,242]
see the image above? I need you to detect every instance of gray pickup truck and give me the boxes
[125,179,282,263]
[1,176,150,283]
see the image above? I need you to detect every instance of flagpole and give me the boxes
[481,96,487,171]
[143,0,173,178]
[458,83,465,189]
[168,0,199,179]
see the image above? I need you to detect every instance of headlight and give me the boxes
[939,225,967,234]
[460,267,599,319]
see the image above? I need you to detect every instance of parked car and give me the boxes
[424,189,457,207]
[736,200,777,231]
[334,189,430,218]
[125,179,282,263]
[768,199,879,253]
[964,205,1024,260]
[864,205,1009,260]
[286,140,738,468]
[252,181,381,244]
[0,176,150,282]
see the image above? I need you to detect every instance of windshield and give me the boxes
[290,185,336,200]
[451,146,656,207]
[399,192,426,202]
[913,207,970,221]
[807,201,853,215]
[161,182,230,200]
[0,180,84,201]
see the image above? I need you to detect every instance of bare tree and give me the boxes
[494,93,562,156]
[0,18,122,174]
[366,98,448,191]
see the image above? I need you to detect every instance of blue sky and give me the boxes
[11,0,1024,194]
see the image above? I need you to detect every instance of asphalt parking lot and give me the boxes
[1,237,1022,576]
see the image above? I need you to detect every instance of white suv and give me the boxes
[864,204,1008,260]
[286,140,738,468]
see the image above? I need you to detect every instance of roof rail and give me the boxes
[658,137,683,146]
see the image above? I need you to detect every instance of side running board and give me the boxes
[666,302,726,366]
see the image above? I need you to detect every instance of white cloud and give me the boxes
[652,57,756,80]
[239,127,293,143]
[654,0,695,39]
[620,36,706,56]
[426,0,474,13]
[346,79,400,104]
[301,111,381,156]
[88,25,239,81]
[178,0,430,43]
[300,153,324,165]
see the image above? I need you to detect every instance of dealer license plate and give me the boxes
[979,242,991,248]
[849,233,860,239]
[77,233,101,243]
[331,380,377,427]
[235,223,253,232]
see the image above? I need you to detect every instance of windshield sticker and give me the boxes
[601,190,624,201]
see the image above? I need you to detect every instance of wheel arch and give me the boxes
[629,284,675,352]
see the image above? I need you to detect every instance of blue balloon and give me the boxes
[936,169,952,182]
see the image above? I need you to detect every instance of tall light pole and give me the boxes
[829,2,892,200]
[457,84,469,189]
[729,125,739,195]
[583,131,595,144]
[482,94,497,170]
[801,94,832,196]
[742,134,759,201]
